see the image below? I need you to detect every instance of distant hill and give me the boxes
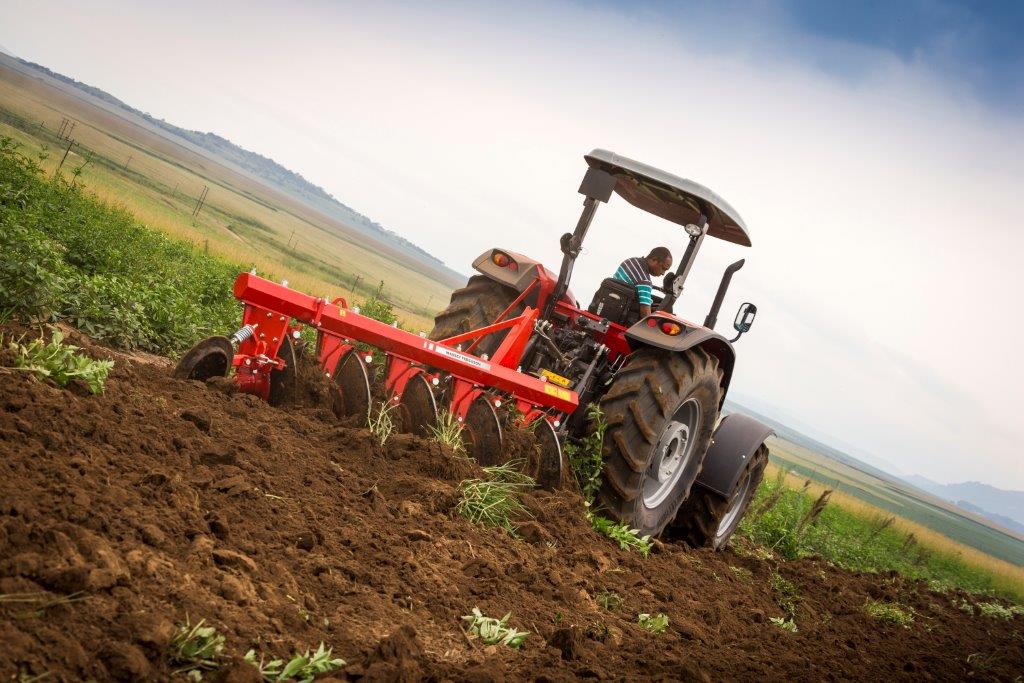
[723,399,897,483]
[903,475,1024,529]
[953,500,1024,537]
[14,58,463,284]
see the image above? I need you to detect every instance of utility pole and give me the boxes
[350,275,362,293]
[376,280,384,298]
[54,138,75,177]
[192,185,209,218]
[287,229,296,250]
[122,155,132,171]
[65,121,75,140]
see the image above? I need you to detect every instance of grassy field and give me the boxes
[739,459,1024,602]
[0,58,458,331]
[766,435,1024,567]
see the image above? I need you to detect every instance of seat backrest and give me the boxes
[588,278,640,325]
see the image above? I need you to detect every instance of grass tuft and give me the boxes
[367,401,397,448]
[461,607,529,648]
[428,409,465,453]
[456,462,534,535]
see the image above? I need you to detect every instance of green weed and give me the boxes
[565,404,607,504]
[769,616,798,632]
[456,462,534,535]
[168,618,225,677]
[587,510,652,557]
[769,572,800,617]
[976,602,1022,620]
[596,590,623,611]
[4,330,113,394]
[864,600,915,627]
[637,613,669,634]
[244,643,345,682]
[461,607,529,648]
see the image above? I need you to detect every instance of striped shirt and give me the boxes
[614,257,653,306]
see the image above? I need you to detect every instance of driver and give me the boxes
[614,247,673,318]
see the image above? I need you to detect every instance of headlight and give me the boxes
[684,223,703,237]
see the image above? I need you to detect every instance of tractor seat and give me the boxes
[587,278,655,327]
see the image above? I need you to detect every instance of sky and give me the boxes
[3,0,1023,488]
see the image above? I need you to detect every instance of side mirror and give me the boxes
[730,302,757,342]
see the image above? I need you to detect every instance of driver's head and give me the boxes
[646,247,673,276]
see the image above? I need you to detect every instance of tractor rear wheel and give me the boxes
[596,348,722,537]
[667,443,768,549]
[429,275,521,358]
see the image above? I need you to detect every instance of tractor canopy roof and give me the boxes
[585,149,751,247]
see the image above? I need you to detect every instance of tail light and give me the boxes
[660,321,682,336]
[492,251,518,271]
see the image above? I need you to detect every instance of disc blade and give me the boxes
[531,418,566,490]
[173,336,233,381]
[268,336,298,406]
[463,395,503,465]
[332,349,371,423]
[397,372,438,436]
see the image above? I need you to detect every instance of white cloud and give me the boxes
[3,0,1022,486]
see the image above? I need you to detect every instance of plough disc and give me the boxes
[268,336,298,406]
[173,336,233,381]
[530,418,565,490]
[332,349,371,423]
[463,395,503,465]
[397,372,438,436]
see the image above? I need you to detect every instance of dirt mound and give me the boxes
[1,326,1022,681]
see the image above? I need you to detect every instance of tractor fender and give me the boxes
[696,413,774,497]
[471,248,546,292]
[624,323,737,394]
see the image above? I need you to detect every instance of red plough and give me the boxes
[175,271,573,485]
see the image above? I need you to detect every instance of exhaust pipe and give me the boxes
[704,259,744,330]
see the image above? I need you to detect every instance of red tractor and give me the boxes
[175,149,771,548]
[427,150,771,546]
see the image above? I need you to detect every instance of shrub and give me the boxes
[5,330,113,394]
[0,136,241,355]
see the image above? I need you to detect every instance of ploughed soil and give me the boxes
[1,325,1022,682]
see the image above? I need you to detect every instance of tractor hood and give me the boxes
[584,149,751,247]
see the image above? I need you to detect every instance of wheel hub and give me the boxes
[643,398,700,508]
